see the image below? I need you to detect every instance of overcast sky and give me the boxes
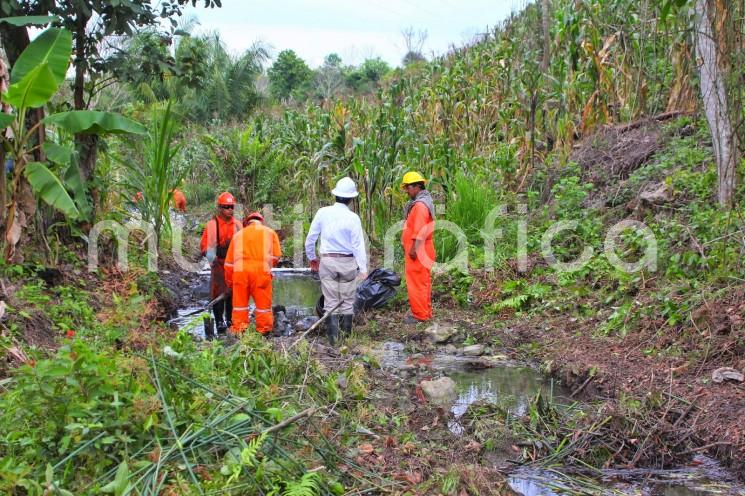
[183,0,525,68]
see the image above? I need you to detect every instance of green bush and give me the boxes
[0,340,154,492]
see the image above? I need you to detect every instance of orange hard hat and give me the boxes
[216,192,236,206]
[244,211,264,223]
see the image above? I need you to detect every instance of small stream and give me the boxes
[171,274,744,495]
[508,456,741,496]
[372,342,744,496]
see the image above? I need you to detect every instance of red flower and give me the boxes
[66,330,75,338]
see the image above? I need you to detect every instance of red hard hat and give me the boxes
[244,211,264,223]
[216,192,236,206]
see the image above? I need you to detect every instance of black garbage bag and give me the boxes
[316,268,401,317]
[353,281,396,314]
[367,268,401,287]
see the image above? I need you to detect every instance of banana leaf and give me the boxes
[0,16,60,27]
[44,111,146,135]
[11,27,71,85]
[23,161,79,219]
[4,62,60,109]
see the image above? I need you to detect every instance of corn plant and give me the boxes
[120,101,184,242]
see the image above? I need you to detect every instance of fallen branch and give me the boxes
[680,441,731,456]
[262,407,316,435]
[615,111,690,134]
[570,375,594,398]
[672,400,698,429]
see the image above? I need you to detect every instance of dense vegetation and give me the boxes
[1,0,744,492]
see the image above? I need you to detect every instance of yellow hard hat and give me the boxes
[401,171,427,188]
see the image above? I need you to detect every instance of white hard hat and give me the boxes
[331,176,359,198]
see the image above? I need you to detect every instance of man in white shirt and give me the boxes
[305,177,368,346]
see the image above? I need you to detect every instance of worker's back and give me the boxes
[226,222,281,273]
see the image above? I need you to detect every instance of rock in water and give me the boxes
[294,316,319,332]
[425,323,459,344]
[459,344,485,356]
[420,377,457,405]
[712,367,744,383]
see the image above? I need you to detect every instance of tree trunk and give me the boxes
[541,0,551,73]
[695,0,738,207]
[666,41,697,113]
[73,11,99,219]
[0,23,29,68]
[73,12,88,111]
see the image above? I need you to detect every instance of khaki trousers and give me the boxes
[319,257,358,315]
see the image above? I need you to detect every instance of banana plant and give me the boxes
[0,23,146,259]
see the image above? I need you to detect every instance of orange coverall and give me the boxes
[200,216,242,299]
[224,222,282,334]
[172,189,187,212]
[133,189,186,212]
[402,202,436,321]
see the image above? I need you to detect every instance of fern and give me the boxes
[492,281,552,311]
[494,293,530,311]
[283,472,323,496]
[241,432,267,467]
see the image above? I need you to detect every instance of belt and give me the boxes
[321,253,354,258]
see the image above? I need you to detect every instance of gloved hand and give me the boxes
[206,247,216,264]
[309,259,320,273]
[408,244,418,261]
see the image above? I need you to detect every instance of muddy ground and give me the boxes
[342,295,745,481]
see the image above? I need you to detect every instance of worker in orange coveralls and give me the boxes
[401,171,436,324]
[133,189,186,212]
[171,188,187,212]
[224,212,282,335]
[200,192,242,338]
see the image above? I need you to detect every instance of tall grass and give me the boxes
[436,171,499,263]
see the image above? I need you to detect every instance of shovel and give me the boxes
[169,293,226,323]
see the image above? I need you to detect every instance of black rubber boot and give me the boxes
[212,300,224,325]
[341,314,353,336]
[203,316,215,341]
[327,315,340,347]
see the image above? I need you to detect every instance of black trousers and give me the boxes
[212,298,233,327]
